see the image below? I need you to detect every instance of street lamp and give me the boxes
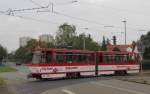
[83,35,86,50]
[122,20,127,45]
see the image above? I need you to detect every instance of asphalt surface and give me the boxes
[1,62,150,94]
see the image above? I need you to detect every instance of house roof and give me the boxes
[107,42,136,52]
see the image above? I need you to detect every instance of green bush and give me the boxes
[142,60,150,70]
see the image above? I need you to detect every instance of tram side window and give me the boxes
[126,54,134,62]
[77,54,85,63]
[104,54,109,62]
[123,54,127,62]
[130,54,135,62]
[46,52,52,63]
[65,53,73,63]
[73,53,94,63]
[115,54,120,62]
[135,54,140,62]
[99,53,103,63]
[55,52,63,63]
[104,54,112,62]
[86,53,95,62]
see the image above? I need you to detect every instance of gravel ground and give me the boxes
[0,78,12,94]
[119,71,150,85]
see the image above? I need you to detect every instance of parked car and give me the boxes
[16,62,21,66]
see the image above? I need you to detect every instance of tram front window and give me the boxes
[32,51,52,64]
[32,51,42,64]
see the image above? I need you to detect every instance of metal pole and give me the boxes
[83,36,85,50]
[140,53,143,74]
[51,3,53,13]
[81,28,88,50]
[122,20,127,45]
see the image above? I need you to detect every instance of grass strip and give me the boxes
[0,66,17,72]
[0,77,6,86]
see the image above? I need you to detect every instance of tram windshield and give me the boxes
[32,51,43,64]
[32,51,52,64]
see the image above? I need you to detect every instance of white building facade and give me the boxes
[39,34,54,43]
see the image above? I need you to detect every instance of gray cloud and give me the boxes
[0,0,149,52]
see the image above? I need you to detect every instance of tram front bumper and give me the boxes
[27,73,33,79]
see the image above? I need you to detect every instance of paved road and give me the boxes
[1,62,150,94]
[42,79,150,94]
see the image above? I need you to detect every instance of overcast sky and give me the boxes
[0,0,150,52]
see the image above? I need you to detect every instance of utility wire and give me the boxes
[53,11,107,26]
[12,6,48,12]
[48,11,147,31]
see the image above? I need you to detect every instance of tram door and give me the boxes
[96,52,103,76]
[95,52,99,76]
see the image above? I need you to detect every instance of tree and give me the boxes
[106,38,110,45]
[138,31,150,59]
[26,39,38,49]
[71,33,100,50]
[143,47,150,59]
[138,31,150,52]
[101,36,107,51]
[55,23,76,48]
[0,44,7,63]
[15,39,39,63]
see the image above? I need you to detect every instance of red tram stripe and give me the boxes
[28,63,139,67]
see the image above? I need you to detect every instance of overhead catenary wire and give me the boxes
[46,10,147,31]
[12,6,48,12]
[77,1,150,30]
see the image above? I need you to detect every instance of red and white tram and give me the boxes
[27,48,141,79]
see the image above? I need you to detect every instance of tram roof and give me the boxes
[32,48,96,53]
[32,48,142,54]
[98,51,142,54]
